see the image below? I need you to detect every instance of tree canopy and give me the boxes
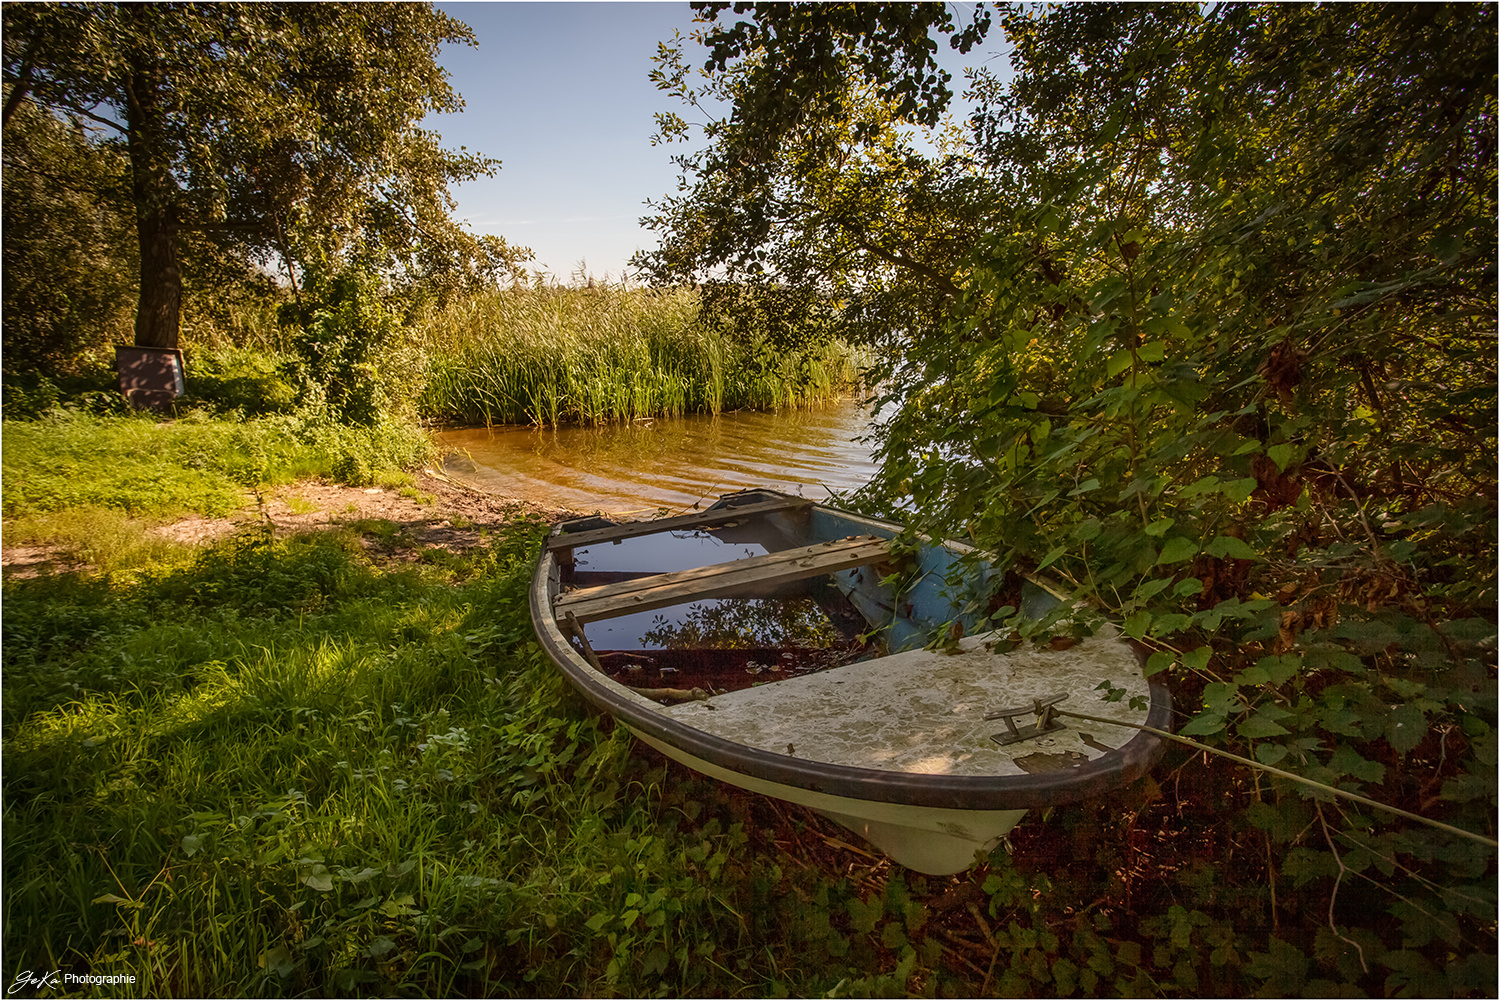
[637,2,993,350]
[645,3,1497,992]
[2,2,527,349]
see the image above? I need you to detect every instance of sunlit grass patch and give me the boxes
[3,506,201,576]
[282,495,319,515]
[2,409,436,523]
[372,469,415,491]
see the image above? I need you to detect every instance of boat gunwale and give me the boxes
[530,492,1172,813]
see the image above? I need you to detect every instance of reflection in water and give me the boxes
[435,400,876,514]
[640,597,841,650]
[590,596,870,695]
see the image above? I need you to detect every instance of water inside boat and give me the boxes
[564,528,879,695]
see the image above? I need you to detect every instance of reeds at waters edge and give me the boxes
[414,284,865,427]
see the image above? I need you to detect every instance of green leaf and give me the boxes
[302,865,333,892]
[1257,654,1302,685]
[1035,545,1069,571]
[1157,536,1198,564]
[1238,714,1291,739]
[262,945,297,978]
[1072,517,1103,542]
[1136,340,1166,363]
[1255,742,1289,765]
[1145,650,1175,676]
[1386,703,1427,755]
[1235,664,1271,686]
[365,936,396,958]
[1178,712,1227,737]
[1180,475,1222,499]
[1221,478,1259,503]
[1181,647,1212,672]
[1173,577,1205,597]
[1328,744,1385,784]
[1135,577,1172,600]
[1266,442,1298,471]
[1202,682,1240,711]
[1206,536,1259,560]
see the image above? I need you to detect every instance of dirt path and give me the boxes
[1,469,588,579]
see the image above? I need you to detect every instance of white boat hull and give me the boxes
[632,726,1027,873]
[531,490,1171,875]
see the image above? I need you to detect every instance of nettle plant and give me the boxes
[862,4,1495,989]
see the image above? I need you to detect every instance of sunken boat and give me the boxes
[531,489,1171,874]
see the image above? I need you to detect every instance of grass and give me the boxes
[0,524,947,996]
[1,506,199,577]
[2,409,434,521]
[415,283,866,427]
[4,504,1494,996]
[1,406,435,575]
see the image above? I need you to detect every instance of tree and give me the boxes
[1,98,137,372]
[648,3,1498,990]
[2,2,527,350]
[636,2,992,352]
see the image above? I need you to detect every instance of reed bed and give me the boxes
[414,284,864,427]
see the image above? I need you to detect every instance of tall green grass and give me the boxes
[415,284,865,427]
[4,409,433,519]
[1,524,932,997]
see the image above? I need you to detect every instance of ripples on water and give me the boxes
[436,401,878,514]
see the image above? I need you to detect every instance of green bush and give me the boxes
[281,264,409,427]
[181,346,298,416]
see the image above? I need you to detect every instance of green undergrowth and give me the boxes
[2,524,930,996]
[3,519,1495,996]
[2,408,433,523]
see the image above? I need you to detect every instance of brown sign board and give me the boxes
[115,345,185,410]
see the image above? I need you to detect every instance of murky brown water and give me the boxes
[435,400,877,515]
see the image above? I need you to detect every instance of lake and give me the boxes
[434,399,877,515]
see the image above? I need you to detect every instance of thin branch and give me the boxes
[1054,707,1499,849]
[2,34,41,127]
[1315,802,1369,974]
[49,98,129,135]
[175,217,273,234]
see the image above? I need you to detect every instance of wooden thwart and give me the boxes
[546,497,812,552]
[554,535,892,624]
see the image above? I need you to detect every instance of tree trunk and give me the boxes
[132,203,180,348]
[125,53,180,349]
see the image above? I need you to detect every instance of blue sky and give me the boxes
[428,2,711,283]
[426,2,1001,284]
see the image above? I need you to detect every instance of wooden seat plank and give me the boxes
[546,497,812,552]
[555,535,891,624]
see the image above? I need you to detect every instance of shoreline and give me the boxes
[1,470,585,581]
